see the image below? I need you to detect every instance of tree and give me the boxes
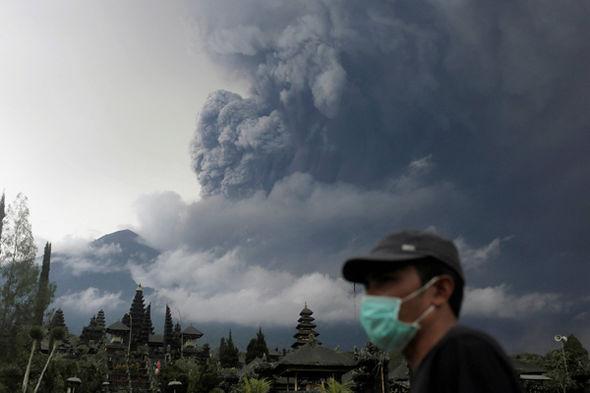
[219,330,240,368]
[33,242,52,326]
[0,193,39,355]
[0,193,36,264]
[160,358,222,393]
[21,326,43,393]
[0,192,5,243]
[33,327,66,393]
[545,334,590,392]
[245,328,269,364]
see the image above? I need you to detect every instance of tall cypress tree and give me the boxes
[33,242,51,326]
[219,337,227,361]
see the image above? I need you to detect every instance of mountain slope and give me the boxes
[50,229,160,332]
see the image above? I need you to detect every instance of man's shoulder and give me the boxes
[413,325,522,393]
[433,324,510,361]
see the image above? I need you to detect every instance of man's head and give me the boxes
[343,230,465,321]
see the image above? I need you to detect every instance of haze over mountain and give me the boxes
[51,230,158,334]
[50,229,364,350]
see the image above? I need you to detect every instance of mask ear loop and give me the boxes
[414,304,436,324]
[402,276,440,325]
[402,276,440,302]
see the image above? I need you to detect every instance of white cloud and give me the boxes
[455,236,510,271]
[53,239,125,276]
[463,285,563,319]
[129,248,356,326]
[56,287,124,313]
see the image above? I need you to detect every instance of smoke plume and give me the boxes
[130,0,590,348]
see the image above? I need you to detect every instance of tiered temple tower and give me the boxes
[164,305,174,348]
[292,303,320,349]
[80,311,106,346]
[129,284,148,348]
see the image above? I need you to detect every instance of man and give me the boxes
[342,230,522,393]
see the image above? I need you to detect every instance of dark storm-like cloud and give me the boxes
[130,0,590,349]
[136,160,461,275]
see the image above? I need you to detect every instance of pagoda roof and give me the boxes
[299,306,313,316]
[296,321,316,328]
[106,321,130,332]
[182,325,204,338]
[293,331,319,338]
[277,344,356,368]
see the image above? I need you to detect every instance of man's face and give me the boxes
[365,265,433,324]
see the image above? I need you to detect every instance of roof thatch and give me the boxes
[278,344,357,367]
[182,325,203,338]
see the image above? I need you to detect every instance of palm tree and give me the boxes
[242,377,271,393]
[319,378,353,393]
[22,326,44,393]
[33,327,66,393]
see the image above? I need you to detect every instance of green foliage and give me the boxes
[160,358,222,393]
[33,242,52,326]
[242,377,271,393]
[514,353,545,367]
[544,334,590,393]
[29,326,43,341]
[30,353,107,393]
[219,331,240,369]
[0,192,5,244]
[319,378,353,393]
[0,364,23,393]
[245,329,269,364]
[51,327,66,342]
[0,194,40,360]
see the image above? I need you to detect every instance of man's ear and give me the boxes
[432,275,454,306]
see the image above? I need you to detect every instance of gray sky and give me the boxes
[0,0,244,241]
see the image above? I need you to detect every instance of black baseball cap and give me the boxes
[342,230,464,283]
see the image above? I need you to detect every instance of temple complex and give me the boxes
[43,288,402,393]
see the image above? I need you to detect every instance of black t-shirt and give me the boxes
[411,325,522,393]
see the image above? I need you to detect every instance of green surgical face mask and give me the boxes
[359,277,438,353]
